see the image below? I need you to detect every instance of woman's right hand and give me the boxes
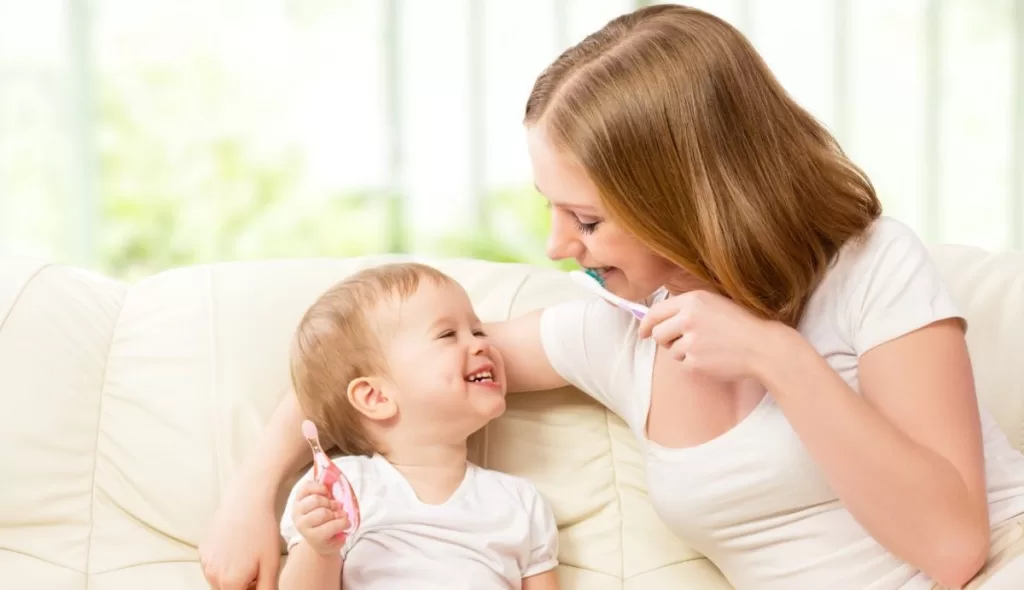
[199,483,281,590]
[200,388,317,588]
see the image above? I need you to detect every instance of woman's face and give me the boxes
[526,124,681,302]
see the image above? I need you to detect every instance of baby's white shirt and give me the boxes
[280,454,559,590]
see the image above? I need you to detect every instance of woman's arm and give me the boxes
[485,311,566,393]
[200,390,312,589]
[759,318,989,588]
[279,542,343,590]
[237,387,311,500]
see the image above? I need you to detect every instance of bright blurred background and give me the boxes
[0,0,1022,281]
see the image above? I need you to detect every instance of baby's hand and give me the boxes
[292,479,350,556]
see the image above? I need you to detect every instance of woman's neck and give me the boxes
[664,272,718,297]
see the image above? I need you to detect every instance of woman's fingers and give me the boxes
[669,331,694,362]
[640,293,698,341]
[638,301,677,338]
[650,313,688,348]
[254,549,280,590]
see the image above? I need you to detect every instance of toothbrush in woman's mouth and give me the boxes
[583,267,607,287]
[570,269,648,319]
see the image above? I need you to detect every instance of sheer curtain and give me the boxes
[0,0,1020,278]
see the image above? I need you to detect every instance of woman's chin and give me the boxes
[604,269,659,302]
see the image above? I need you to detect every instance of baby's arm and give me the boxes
[523,569,560,590]
[279,542,342,590]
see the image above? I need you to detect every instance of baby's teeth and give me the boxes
[469,371,493,382]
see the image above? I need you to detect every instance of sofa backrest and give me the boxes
[1,244,1021,590]
[929,244,1024,449]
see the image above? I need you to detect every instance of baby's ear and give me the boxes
[347,376,397,421]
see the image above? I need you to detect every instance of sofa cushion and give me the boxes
[0,260,125,588]
[0,255,731,589]
[930,244,1024,451]
[1,244,1021,590]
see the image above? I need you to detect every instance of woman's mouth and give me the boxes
[585,266,617,284]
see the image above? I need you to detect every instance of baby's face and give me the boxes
[378,280,508,439]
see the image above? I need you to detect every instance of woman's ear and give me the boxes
[347,376,397,422]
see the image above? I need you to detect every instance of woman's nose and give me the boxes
[546,215,583,261]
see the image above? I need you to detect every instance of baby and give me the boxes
[278,262,560,590]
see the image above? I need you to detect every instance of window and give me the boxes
[1,0,1020,279]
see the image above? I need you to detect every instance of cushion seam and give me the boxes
[1019,374,1024,451]
[604,410,627,583]
[0,262,53,334]
[629,555,718,578]
[0,547,86,575]
[485,269,536,469]
[204,267,222,493]
[554,562,622,579]
[86,558,206,577]
[85,282,128,587]
[1018,281,1024,451]
[502,268,535,321]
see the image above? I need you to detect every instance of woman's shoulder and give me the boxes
[538,294,649,425]
[810,215,962,354]
[815,215,931,292]
[836,215,924,267]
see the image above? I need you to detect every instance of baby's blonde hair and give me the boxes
[290,262,457,456]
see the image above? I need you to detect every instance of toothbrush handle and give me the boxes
[314,456,361,537]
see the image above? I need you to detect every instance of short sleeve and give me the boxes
[844,218,965,355]
[539,297,640,421]
[519,484,559,578]
[279,455,369,558]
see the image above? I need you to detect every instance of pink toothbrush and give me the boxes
[569,270,649,319]
[301,420,361,536]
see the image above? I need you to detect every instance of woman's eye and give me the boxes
[573,216,600,235]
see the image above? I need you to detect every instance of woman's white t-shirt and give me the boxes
[539,216,1024,589]
[280,454,559,589]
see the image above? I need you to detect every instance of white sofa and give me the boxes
[1,244,1022,590]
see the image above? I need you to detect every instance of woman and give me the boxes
[200,5,1024,589]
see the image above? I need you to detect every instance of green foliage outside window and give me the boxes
[92,47,571,281]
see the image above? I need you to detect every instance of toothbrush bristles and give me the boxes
[583,268,606,287]
[301,419,325,454]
